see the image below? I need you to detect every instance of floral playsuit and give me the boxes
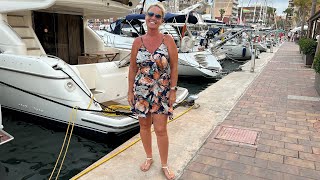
[132,35,173,119]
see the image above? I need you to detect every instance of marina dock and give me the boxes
[73,42,320,180]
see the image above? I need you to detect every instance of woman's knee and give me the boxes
[139,116,152,130]
[154,126,167,136]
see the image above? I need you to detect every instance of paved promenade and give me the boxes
[180,42,320,180]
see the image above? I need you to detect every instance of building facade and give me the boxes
[213,0,239,24]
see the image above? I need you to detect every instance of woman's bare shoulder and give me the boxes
[163,34,174,42]
[132,36,143,50]
[163,34,176,48]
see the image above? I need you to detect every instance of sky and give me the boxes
[143,0,289,16]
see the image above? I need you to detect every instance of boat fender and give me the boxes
[242,47,246,57]
[180,36,194,53]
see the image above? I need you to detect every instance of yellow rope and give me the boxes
[87,94,95,109]
[71,104,195,180]
[55,107,78,180]
[50,94,94,180]
[102,105,131,117]
[49,107,78,180]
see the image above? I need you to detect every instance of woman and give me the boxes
[127,2,178,180]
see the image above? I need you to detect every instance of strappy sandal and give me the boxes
[162,166,175,180]
[140,157,153,172]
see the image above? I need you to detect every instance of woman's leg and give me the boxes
[153,114,175,179]
[139,113,153,171]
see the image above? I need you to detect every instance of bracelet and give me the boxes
[170,86,177,91]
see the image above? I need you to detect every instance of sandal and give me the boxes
[162,166,175,180]
[140,157,153,172]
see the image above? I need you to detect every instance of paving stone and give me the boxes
[258,138,284,148]
[267,161,300,175]
[193,155,224,167]
[180,170,215,180]
[249,166,284,180]
[238,155,268,168]
[270,146,298,158]
[284,157,315,169]
[227,146,256,157]
[283,173,314,180]
[299,168,320,179]
[202,142,232,151]
[257,144,271,153]
[285,143,312,153]
[255,151,284,163]
[199,148,240,161]
[186,162,207,173]
[299,152,320,162]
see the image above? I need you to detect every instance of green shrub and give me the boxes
[314,53,320,74]
[301,38,317,55]
[298,37,307,48]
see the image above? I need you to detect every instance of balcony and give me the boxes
[233,0,239,5]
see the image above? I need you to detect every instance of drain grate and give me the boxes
[214,126,259,145]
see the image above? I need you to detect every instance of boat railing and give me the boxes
[211,29,249,50]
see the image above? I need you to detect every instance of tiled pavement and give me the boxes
[180,42,320,180]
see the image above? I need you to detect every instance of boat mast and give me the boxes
[258,0,262,24]
[239,0,244,25]
[253,0,258,23]
[140,0,146,14]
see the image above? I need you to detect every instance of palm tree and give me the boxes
[283,8,294,28]
[294,0,312,36]
[267,7,276,26]
[219,9,225,20]
[283,8,293,21]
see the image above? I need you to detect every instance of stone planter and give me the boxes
[316,73,320,96]
[303,54,315,66]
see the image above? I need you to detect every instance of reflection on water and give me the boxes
[0,110,139,180]
[178,77,216,95]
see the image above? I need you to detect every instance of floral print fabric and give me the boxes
[132,37,173,118]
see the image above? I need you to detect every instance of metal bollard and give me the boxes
[0,104,3,130]
[270,43,273,53]
[250,45,256,72]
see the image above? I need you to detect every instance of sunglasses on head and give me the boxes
[147,11,162,19]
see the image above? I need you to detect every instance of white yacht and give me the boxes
[0,0,189,135]
[97,13,222,78]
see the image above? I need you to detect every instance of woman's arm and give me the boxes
[128,37,141,106]
[166,35,178,88]
[165,34,178,106]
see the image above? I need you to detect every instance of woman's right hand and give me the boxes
[128,92,134,107]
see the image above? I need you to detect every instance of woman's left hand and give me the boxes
[169,90,176,107]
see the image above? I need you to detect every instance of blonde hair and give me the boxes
[146,2,166,17]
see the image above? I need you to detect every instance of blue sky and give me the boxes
[143,0,289,16]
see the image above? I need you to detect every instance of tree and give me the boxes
[267,7,276,26]
[308,0,317,37]
[219,8,225,19]
[283,8,294,28]
[294,0,312,36]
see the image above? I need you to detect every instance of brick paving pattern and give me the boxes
[180,42,320,180]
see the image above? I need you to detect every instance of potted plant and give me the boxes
[314,53,320,95]
[298,37,306,54]
[301,38,317,66]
